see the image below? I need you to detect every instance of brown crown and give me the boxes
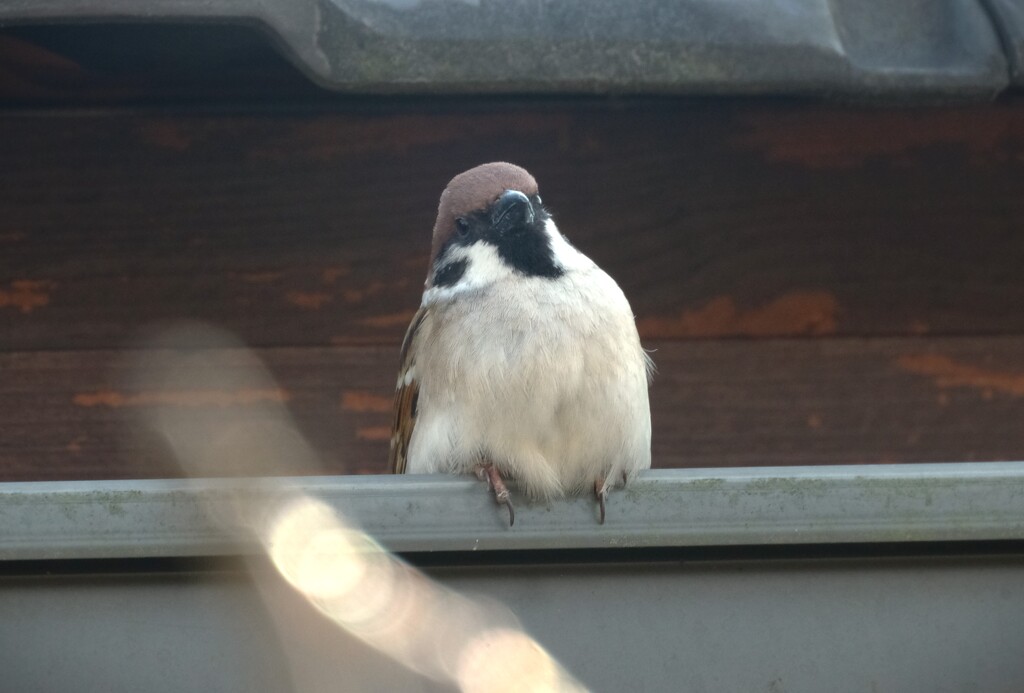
[429,162,539,269]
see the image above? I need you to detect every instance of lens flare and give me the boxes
[133,324,588,692]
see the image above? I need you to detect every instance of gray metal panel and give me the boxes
[0,0,1011,98]
[985,0,1024,85]
[3,467,1023,691]
[2,463,1024,560]
[3,556,1024,692]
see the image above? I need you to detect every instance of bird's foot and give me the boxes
[475,462,515,527]
[595,478,608,525]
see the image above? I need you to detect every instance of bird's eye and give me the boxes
[455,217,470,238]
[534,194,542,206]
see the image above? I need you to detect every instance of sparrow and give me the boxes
[389,162,652,525]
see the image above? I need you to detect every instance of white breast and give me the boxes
[407,221,652,498]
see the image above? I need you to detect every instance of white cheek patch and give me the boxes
[544,218,592,272]
[422,242,516,306]
[421,219,593,307]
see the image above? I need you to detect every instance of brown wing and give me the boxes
[388,306,428,474]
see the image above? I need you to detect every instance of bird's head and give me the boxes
[426,162,565,294]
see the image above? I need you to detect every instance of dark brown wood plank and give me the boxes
[3,101,1024,350]
[4,337,1024,481]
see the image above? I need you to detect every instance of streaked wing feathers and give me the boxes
[389,306,427,474]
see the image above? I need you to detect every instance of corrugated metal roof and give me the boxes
[0,0,1019,99]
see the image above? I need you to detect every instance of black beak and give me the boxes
[491,190,534,232]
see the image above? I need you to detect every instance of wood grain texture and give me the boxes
[3,101,1024,350]
[4,99,1024,481]
[4,338,1024,481]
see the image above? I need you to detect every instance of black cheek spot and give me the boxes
[411,389,419,418]
[433,258,468,287]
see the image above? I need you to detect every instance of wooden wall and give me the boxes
[3,98,1024,480]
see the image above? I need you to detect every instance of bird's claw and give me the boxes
[595,478,608,525]
[495,488,515,526]
[478,462,516,527]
